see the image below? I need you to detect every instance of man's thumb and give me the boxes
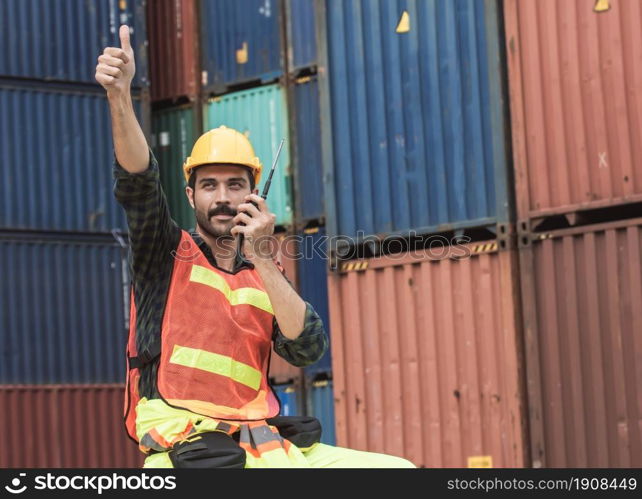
[119,25,132,51]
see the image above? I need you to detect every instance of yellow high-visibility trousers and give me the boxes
[143,442,415,469]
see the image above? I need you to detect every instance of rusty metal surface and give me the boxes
[519,217,642,467]
[0,385,144,468]
[505,0,642,220]
[147,0,199,102]
[327,243,528,468]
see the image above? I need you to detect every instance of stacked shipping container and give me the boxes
[5,0,638,469]
[519,219,642,468]
[327,242,528,468]
[318,0,518,467]
[0,0,149,467]
[504,0,642,467]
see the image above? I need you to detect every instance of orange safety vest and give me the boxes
[124,230,280,443]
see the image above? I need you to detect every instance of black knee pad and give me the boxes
[168,431,246,469]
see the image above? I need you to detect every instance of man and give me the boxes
[96,25,414,468]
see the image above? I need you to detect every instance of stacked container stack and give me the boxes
[147,0,201,231]
[0,0,149,467]
[284,0,336,445]
[504,0,642,467]
[317,0,529,467]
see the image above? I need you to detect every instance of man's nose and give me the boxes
[213,184,231,204]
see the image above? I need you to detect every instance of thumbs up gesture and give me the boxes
[95,25,136,95]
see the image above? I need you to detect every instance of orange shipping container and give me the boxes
[505,0,642,222]
[147,0,200,102]
[520,217,642,467]
[327,242,529,468]
[0,385,143,468]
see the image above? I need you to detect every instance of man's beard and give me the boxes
[195,204,238,239]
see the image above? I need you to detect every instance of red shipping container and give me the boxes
[505,0,642,222]
[0,385,144,468]
[327,242,529,468]
[147,0,200,102]
[519,217,642,467]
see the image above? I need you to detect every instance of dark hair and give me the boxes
[188,165,256,191]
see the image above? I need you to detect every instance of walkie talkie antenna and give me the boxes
[261,138,285,199]
[236,138,286,266]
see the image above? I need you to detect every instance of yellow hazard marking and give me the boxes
[236,41,248,64]
[170,344,262,391]
[468,456,493,468]
[304,226,320,234]
[119,0,127,11]
[190,265,273,314]
[396,11,410,33]
[472,242,498,254]
[594,0,611,13]
[341,261,369,272]
[296,76,312,85]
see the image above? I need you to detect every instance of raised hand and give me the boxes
[95,25,135,95]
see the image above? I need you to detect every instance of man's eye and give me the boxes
[230,183,242,189]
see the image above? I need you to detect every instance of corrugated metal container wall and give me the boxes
[0,0,148,88]
[308,379,336,446]
[0,385,143,468]
[0,83,148,233]
[152,105,198,231]
[520,218,642,468]
[204,84,293,227]
[293,76,324,222]
[147,0,199,102]
[0,237,128,384]
[327,243,528,468]
[297,227,332,376]
[273,383,300,416]
[269,232,303,384]
[505,0,642,221]
[318,0,511,242]
[286,0,317,70]
[200,0,283,93]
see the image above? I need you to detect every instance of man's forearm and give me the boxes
[108,91,148,173]
[254,259,306,340]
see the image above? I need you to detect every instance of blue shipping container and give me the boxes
[318,0,511,242]
[308,379,336,446]
[286,0,317,70]
[0,83,146,233]
[293,76,324,222]
[273,383,299,416]
[0,0,148,87]
[297,227,331,376]
[0,235,129,384]
[200,0,283,93]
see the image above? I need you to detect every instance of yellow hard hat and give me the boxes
[183,125,262,185]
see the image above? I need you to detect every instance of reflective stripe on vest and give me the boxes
[190,265,273,314]
[170,344,262,391]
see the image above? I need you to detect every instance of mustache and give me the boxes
[208,205,238,218]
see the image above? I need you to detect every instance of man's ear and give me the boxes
[185,186,195,209]
[252,188,259,195]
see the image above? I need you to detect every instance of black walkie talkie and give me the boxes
[236,138,285,266]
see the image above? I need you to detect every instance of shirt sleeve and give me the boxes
[112,149,181,279]
[272,301,329,368]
